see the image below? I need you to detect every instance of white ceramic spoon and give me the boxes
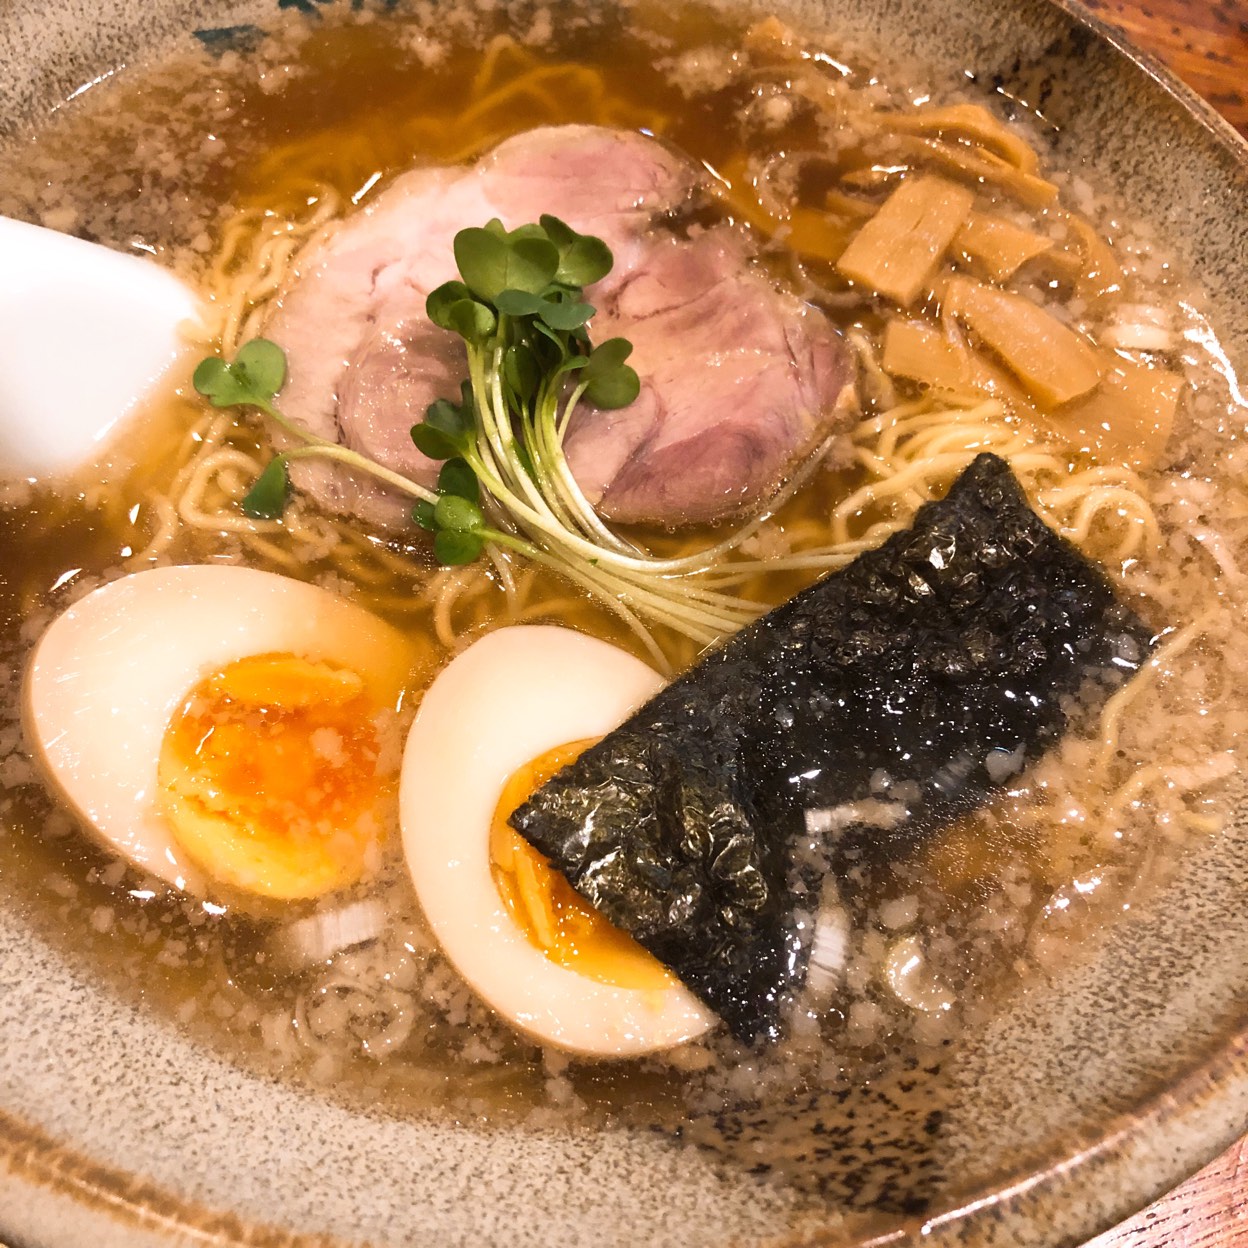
[0,215,201,478]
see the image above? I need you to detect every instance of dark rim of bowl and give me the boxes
[2,1,1246,1245]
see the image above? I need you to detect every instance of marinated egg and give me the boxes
[24,565,418,899]
[400,625,715,1058]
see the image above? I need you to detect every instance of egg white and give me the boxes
[24,564,417,894]
[399,624,715,1058]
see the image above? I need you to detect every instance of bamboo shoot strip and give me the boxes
[1048,353,1184,472]
[954,210,1054,282]
[881,319,973,391]
[510,455,1156,1044]
[881,102,1043,175]
[944,275,1102,407]
[835,175,974,305]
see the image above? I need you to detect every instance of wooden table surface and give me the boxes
[1085,0,1248,138]
[1070,3,1246,1245]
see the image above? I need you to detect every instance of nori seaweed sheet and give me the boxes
[509,454,1156,1043]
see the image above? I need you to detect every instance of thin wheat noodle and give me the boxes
[1101,764,1165,826]
[1095,618,1214,774]
[125,493,181,566]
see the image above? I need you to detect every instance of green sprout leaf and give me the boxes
[537,214,577,248]
[453,228,510,301]
[507,236,562,294]
[585,364,640,409]
[234,339,287,397]
[426,281,474,327]
[414,456,487,564]
[428,282,497,344]
[191,357,239,405]
[413,387,475,460]
[495,289,548,318]
[538,215,613,287]
[240,455,290,519]
[424,397,465,435]
[556,236,612,288]
[193,338,287,410]
[454,227,559,301]
[447,299,497,344]
[437,457,480,504]
[411,424,460,461]
[539,297,594,332]
[581,338,641,409]
[412,499,437,531]
[433,492,484,533]
[433,529,484,566]
[504,222,549,244]
[503,344,541,404]
[531,318,569,354]
[583,337,634,377]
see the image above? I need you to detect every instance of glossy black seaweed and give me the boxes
[510,454,1156,1043]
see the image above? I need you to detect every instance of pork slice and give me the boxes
[478,125,695,273]
[266,167,494,525]
[563,229,855,525]
[296,310,466,530]
[264,125,699,529]
[268,167,475,444]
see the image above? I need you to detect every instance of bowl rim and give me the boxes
[1,1004,1245,1246]
[2,0,1247,1245]
[1052,0,1248,163]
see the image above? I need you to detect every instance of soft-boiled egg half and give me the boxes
[400,625,715,1058]
[25,565,417,900]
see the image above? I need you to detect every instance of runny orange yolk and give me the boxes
[490,740,675,992]
[157,653,395,900]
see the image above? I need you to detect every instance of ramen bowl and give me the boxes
[0,0,1246,1246]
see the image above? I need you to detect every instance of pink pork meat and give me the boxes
[264,124,855,530]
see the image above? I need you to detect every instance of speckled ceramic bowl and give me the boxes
[1,1,1246,1245]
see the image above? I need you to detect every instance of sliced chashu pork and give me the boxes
[265,124,855,530]
[564,229,852,524]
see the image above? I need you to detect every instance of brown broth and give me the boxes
[0,0,1246,1187]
